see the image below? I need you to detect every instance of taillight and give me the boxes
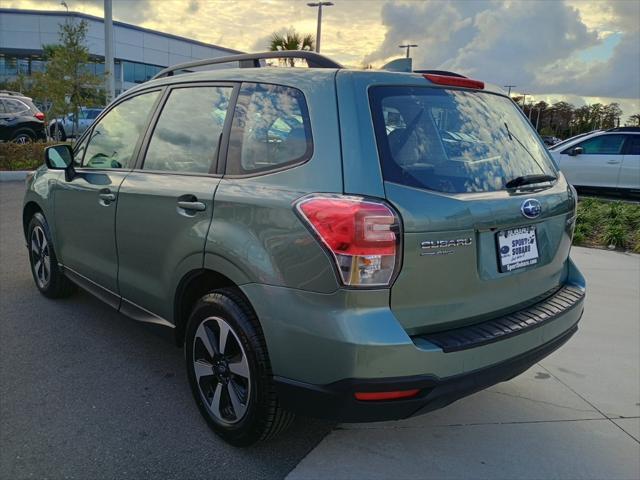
[295,194,401,287]
[423,73,484,90]
[34,112,45,121]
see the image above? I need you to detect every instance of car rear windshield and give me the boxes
[370,86,557,193]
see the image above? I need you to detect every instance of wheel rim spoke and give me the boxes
[209,382,223,420]
[227,381,246,419]
[31,237,40,255]
[194,360,214,381]
[195,322,217,359]
[217,320,230,355]
[228,355,249,379]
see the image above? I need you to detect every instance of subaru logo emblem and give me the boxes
[521,198,542,219]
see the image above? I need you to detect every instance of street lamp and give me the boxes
[399,44,418,58]
[60,1,69,12]
[307,2,333,53]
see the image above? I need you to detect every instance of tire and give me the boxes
[185,288,295,446]
[27,212,76,299]
[49,125,67,141]
[11,129,35,144]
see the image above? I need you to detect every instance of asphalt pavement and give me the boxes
[0,181,333,480]
[1,180,639,480]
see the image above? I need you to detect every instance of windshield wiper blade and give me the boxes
[505,174,557,189]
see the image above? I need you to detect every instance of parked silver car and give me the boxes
[48,107,103,140]
[549,127,640,194]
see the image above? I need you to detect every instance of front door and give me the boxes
[560,134,626,188]
[116,84,235,322]
[53,90,161,305]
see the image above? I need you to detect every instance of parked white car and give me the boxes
[549,127,640,193]
[48,107,103,140]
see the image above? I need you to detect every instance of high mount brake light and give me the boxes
[295,195,401,287]
[423,73,485,90]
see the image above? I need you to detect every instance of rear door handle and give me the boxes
[177,201,206,212]
[606,160,621,164]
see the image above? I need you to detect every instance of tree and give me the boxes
[32,19,104,138]
[625,113,640,127]
[268,30,315,66]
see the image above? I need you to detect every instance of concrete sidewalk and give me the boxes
[287,247,640,480]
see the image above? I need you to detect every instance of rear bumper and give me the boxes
[242,259,585,422]
[274,321,579,422]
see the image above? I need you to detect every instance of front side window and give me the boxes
[227,83,312,175]
[573,134,626,155]
[143,86,232,173]
[82,91,159,169]
[370,87,557,194]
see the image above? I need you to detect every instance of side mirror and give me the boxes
[568,146,583,156]
[44,144,76,181]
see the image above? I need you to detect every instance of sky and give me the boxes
[5,0,640,120]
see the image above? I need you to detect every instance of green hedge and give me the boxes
[0,142,53,171]
[575,198,640,253]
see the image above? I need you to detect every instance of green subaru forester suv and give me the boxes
[23,52,585,445]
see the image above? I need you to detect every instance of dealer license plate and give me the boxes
[497,226,539,272]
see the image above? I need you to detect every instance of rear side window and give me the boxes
[572,134,626,155]
[143,86,233,174]
[624,135,640,155]
[3,98,29,114]
[370,86,557,194]
[227,83,312,175]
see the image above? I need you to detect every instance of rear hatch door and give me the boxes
[367,80,575,334]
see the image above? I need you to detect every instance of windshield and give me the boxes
[370,86,557,194]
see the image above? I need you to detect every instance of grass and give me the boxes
[574,198,640,253]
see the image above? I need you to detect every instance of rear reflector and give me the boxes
[354,389,420,401]
[423,73,484,90]
[34,112,45,121]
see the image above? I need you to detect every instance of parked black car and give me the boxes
[0,91,47,143]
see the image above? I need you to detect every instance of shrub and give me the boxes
[574,198,640,252]
[0,141,69,171]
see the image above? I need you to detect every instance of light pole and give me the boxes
[104,0,115,102]
[60,1,69,12]
[504,85,516,97]
[399,44,418,58]
[307,2,333,53]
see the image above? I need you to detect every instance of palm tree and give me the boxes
[268,30,315,66]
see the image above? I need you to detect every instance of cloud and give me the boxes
[366,0,638,100]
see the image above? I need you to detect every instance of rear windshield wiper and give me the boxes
[505,174,557,189]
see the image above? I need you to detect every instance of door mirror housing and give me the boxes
[44,144,76,181]
[568,146,584,156]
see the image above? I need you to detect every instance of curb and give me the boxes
[0,170,31,182]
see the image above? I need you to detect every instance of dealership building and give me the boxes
[0,8,241,96]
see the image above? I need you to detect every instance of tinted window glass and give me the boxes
[227,83,312,175]
[370,87,556,193]
[624,135,640,155]
[4,99,29,114]
[144,86,232,173]
[83,91,159,169]
[575,134,625,155]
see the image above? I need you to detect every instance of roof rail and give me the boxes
[606,126,640,133]
[153,51,343,79]
[0,90,26,97]
[414,70,467,78]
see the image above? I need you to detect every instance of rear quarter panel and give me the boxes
[205,70,344,293]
